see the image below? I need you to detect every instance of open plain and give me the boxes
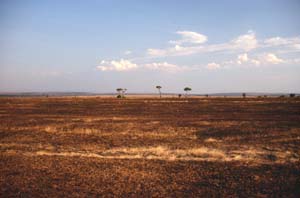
[1,96,300,197]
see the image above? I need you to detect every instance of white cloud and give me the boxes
[147,45,202,57]
[202,32,257,53]
[235,53,261,66]
[217,51,288,69]
[234,53,285,67]
[147,48,167,57]
[237,53,249,64]
[124,50,132,55]
[144,62,185,72]
[206,62,220,70]
[169,31,207,45]
[97,59,138,71]
[262,53,284,64]
[250,59,260,66]
[227,53,283,67]
[147,31,258,57]
[264,36,300,47]
[97,60,188,72]
[96,31,299,72]
[262,36,300,54]
[95,53,286,73]
[230,31,258,51]
[265,37,288,46]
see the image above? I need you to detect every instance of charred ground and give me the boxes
[1,97,300,197]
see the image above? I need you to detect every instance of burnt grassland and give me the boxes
[0,97,300,197]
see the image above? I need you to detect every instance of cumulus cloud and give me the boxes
[237,53,249,64]
[226,53,285,68]
[96,31,298,72]
[97,59,138,71]
[262,53,284,64]
[230,31,258,51]
[169,31,208,45]
[206,62,221,70]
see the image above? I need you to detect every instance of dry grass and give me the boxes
[1,97,300,197]
[2,144,297,164]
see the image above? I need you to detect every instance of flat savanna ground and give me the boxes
[1,97,300,197]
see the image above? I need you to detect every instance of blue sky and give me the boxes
[0,0,300,93]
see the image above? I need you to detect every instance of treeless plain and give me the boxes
[1,97,300,197]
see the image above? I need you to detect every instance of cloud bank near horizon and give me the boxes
[96,30,300,72]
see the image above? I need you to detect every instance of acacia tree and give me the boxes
[156,86,162,98]
[184,87,192,97]
[116,88,123,98]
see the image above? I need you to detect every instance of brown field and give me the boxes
[1,97,300,197]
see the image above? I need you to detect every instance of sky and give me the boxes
[0,0,300,93]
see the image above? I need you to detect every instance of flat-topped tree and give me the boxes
[156,86,162,98]
[184,87,192,97]
[116,88,123,98]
